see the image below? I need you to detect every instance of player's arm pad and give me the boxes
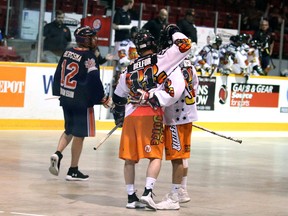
[165,24,180,39]
[112,93,127,106]
[112,93,126,127]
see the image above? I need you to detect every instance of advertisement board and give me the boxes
[0,63,287,130]
[81,16,111,46]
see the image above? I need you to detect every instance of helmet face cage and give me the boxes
[230,35,241,46]
[134,29,157,56]
[239,33,250,44]
[74,26,97,49]
[130,26,139,42]
[210,35,222,49]
[249,39,261,49]
[158,29,173,51]
[215,36,222,46]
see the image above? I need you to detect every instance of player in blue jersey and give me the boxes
[49,26,112,181]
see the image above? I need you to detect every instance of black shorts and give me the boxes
[62,106,95,137]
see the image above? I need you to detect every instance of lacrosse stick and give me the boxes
[193,124,242,144]
[45,96,59,100]
[93,123,122,150]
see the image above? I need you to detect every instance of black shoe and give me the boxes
[65,167,89,181]
[126,192,146,209]
[49,152,63,176]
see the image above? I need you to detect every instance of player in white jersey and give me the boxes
[247,38,265,75]
[156,54,199,210]
[118,26,139,68]
[113,26,139,90]
[112,25,191,210]
[195,34,222,77]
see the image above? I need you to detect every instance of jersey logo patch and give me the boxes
[85,58,96,70]
[175,38,191,53]
[170,125,181,152]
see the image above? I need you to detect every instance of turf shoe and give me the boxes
[139,188,157,210]
[178,187,191,203]
[126,192,146,209]
[49,152,62,176]
[65,167,89,181]
[156,192,180,210]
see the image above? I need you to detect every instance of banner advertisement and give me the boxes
[0,64,288,127]
[230,83,280,108]
[0,67,26,107]
[197,76,216,111]
[81,16,111,46]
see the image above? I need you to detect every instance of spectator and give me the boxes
[43,10,71,63]
[112,0,134,86]
[240,0,263,31]
[142,8,169,42]
[112,26,139,90]
[252,18,275,74]
[27,43,37,62]
[264,3,283,32]
[176,9,198,44]
[223,14,235,29]
[0,29,3,43]
[49,26,112,181]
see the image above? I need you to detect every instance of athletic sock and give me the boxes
[171,184,181,193]
[55,151,63,160]
[126,184,135,195]
[145,177,156,190]
[181,176,188,189]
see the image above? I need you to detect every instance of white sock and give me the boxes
[145,177,156,190]
[171,184,181,193]
[126,184,135,195]
[181,176,188,189]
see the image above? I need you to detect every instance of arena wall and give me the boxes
[0,62,287,132]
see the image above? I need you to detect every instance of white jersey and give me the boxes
[118,39,138,67]
[114,32,192,117]
[164,59,199,125]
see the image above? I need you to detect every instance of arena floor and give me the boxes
[0,130,287,216]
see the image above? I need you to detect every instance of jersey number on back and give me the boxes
[60,59,79,90]
[182,67,196,105]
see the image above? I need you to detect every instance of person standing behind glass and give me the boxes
[142,8,169,42]
[112,0,134,88]
[177,9,198,44]
[43,10,71,63]
[252,18,275,75]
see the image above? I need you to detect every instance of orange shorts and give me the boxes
[164,123,192,160]
[119,106,164,162]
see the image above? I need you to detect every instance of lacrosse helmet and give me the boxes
[74,26,98,49]
[134,29,157,56]
[130,26,138,39]
[211,35,222,48]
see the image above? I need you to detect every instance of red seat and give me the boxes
[168,15,177,24]
[144,3,158,13]
[166,0,179,7]
[91,4,106,15]
[202,19,214,27]
[178,1,190,8]
[142,12,153,20]
[169,6,181,16]
[0,46,22,61]
[61,5,75,13]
